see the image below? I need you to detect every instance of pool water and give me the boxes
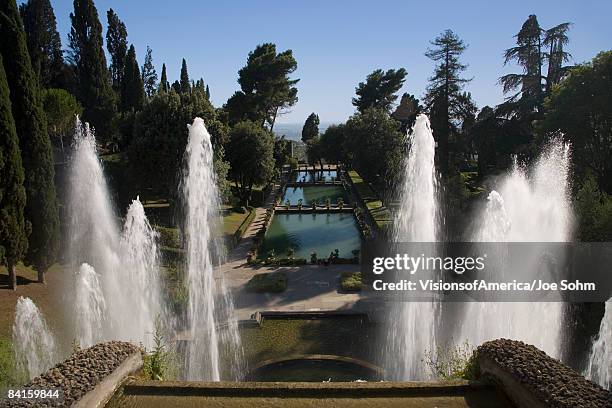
[260,213,360,259]
[282,186,345,205]
[293,170,338,183]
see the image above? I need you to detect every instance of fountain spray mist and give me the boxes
[67,117,162,348]
[461,137,572,359]
[182,117,242,380]
[12,297,58,379]
[586,299,611,390]
[386,114,439,380]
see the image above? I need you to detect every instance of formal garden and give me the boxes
[0,0,611,406]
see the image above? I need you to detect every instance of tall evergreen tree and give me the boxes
[106,8,127,90]
[544,23,572,92]
[0,0,60,283]
[180,58,190,94]
[205,84,210,100]
[141,45,157,97]
[301,112,320,143]
[499,15,545,116]
[69,0,116,140]
[352,68,407,114]
[424,29,471,174]
[0,55,28,291]
[159,63,169,93]
[19,0,63,88]
[121,44,144,111]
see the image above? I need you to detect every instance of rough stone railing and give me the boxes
[2,341,142,408]
[477,339,611,408]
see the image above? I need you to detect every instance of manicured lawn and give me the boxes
[245,272,287,293]
[347,170,392,230]
[239,317,376,366]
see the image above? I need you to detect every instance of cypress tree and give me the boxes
[0,0,60,283]
[0,55,28,291]
[106,8,127,90]
[121,44,144,112]
[180,58,190,93]
[205,84,210,100]
[19,0,64,88]
[69,0,116,140]
[141,45,157,97]
[159,63,169,93]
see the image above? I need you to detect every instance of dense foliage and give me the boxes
[0,0,59,281]
[0,56,28,290]
[226,121,275,204]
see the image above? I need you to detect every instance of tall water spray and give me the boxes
[12,297,58,379]
[586,300,611,389]
[67,117,162,348]
[460,137,572,358]
[386,114,439,380]
[182,117,242,380]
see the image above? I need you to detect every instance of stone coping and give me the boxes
[122,379,495,398]
[2,341,141,407]
[477,339,611,408]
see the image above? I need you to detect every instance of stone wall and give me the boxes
[2,341,141,408]
[477,339,611,408]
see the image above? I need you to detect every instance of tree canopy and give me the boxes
[540,51,612,193]
[301,112,320,143]
[225,43,298,130]
[352,68,407,114]
[226,121,275,204]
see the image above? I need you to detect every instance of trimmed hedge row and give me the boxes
[230,207,257,247]
[347,170,392,231]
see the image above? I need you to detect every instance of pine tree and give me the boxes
[69,0,116,140]
[159,63,169,93]
[424,29,471,175]
[106,8,127,90]
[0,0,60,283]
[121,44,144,111]
[0,55,28,291]
[180,58,190,93]
[18,0,64,88]
[141,46,157,97]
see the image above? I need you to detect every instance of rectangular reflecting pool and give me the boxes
[282,185,345,205]
[261,213,360,259]
[293,170,338,183]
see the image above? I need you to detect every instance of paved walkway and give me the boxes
[221,184,370,321]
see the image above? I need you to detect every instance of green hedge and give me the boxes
[340,272,363,292]
[154,226,181,249]
[246,272,287,293]
[230,207,256,247]
[347,170,392,231]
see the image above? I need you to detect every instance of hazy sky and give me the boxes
[44,0,612,124]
